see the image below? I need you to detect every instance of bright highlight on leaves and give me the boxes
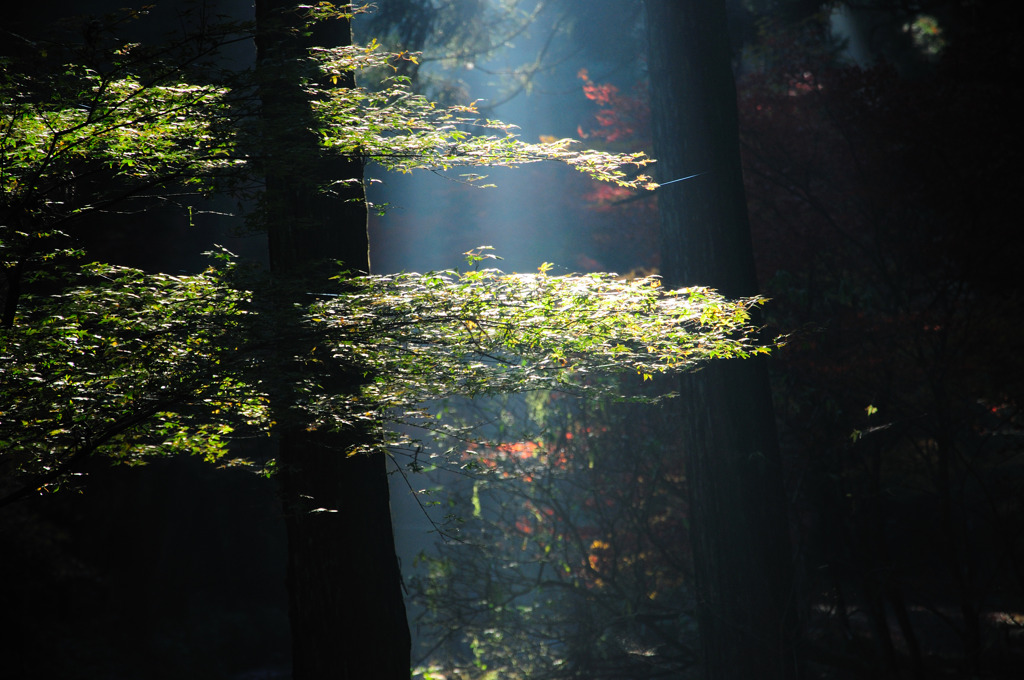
[303,250,772,444]
[0,257,268,490]
[2,250,772,492]
[0,13,732,497]
[307,46,654,188]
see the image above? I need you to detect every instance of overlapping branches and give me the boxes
[308,45,655,188]
[304,251,770,443]
[0,257,267,503]
[0,63,242,227]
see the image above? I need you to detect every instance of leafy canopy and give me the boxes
[303,41,654,187]
[305,249,767,444]
[0,255,264,502]
[1,248,769,495]
[1,10,652,276]
[1,10,758,499]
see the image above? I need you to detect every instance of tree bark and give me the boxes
[255,2,411,677]
[644,2,798,678]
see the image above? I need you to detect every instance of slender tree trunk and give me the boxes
[255,2,411,677]
[644,2,798,678]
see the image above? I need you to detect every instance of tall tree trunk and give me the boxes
[644,2,798,678]
[255,2,411,678]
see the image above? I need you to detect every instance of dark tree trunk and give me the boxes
[255,2,411,678]
[278,431,411,680]
[644,2,798,679]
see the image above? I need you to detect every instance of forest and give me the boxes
[1,1,1022,679]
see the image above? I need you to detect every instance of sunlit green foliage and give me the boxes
[0,14,652,287]
[304,249,767,448]
[0,11,749,499]
[0,72,237,190]
[0,57,242,273]
[0,255,266,498]
[306,43,654,187]
[1,244,770,495]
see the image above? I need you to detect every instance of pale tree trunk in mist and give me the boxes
[644,2,799,678]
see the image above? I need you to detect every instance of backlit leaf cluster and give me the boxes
[0,18,745,493]
[303,253,768,448]
[0,258,267,496]
[0,59,241,272]
[2,253,769,491]
[307,45,654,187]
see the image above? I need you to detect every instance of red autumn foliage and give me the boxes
[576,68,650,145]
